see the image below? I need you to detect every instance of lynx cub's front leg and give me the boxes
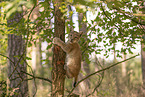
[53,37,72,53]
[53,37,62,45]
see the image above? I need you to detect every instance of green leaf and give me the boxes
[46,44,52,50]
[25,57,32,60]
[28,42,32,47]
[143,47,145,51]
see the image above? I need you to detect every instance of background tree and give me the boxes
[7,12,28,96]
[78,11,91,94]
[140,0,145,95]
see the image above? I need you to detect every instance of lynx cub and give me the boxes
[53,31,83,87]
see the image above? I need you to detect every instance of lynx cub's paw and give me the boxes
[53,37,60,45]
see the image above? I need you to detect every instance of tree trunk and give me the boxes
[7,11,28,97]
[8,33,28,97]
[122,53,126,77]
[141,42,145,88]
[51,0,66,96]
[140,1,145,96]
[30,1,43,95]
[78,12,90,95]
[113,43,121,96]
[31,43,37,96]
[68,5,74,32]
[141,35,145,97]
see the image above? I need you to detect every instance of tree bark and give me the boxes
[141,42,145,89]
[113,43,121,96]
[51,0,66,96]
[8,33,28,97]
[141,1,145,95]
[122,53,126,77]
[141,35,145,96]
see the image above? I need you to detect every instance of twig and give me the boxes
[100,4,125,36]
[22,56,37,96]
[21,71,52,83]
[87,73,104,96]
[113,6,145,25]
[0,53,23,80]
[6,3,40,27]
[101,0,145,25]
[8,4,36,79]
[0,53,15,65]
[87,57,104,96]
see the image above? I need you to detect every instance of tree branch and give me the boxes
[101,0,145,25]
[113,6,145,26]
[21,71,52,83]
[100,4,125,36]
[67,53,140,96]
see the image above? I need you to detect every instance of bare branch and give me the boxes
[67,54,139,96]
[21,71,52,83]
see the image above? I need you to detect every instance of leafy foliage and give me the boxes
[1,0,144,58]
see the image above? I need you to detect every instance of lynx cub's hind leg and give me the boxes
[66,67,73,78]
[73,76,78,87]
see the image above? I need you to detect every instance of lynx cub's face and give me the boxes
[68,31,83,43]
